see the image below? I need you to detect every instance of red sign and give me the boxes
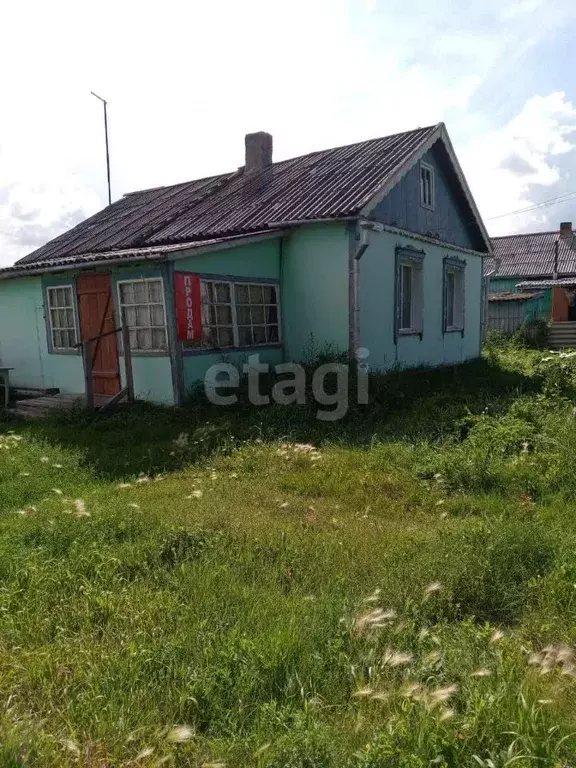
[174,272,202,342]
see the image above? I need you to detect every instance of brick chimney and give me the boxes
[245,132,273,172]
[560,221,572,238]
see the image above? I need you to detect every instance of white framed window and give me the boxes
[444,259,465,332]
[117,278,168,351]
[420,162,435,210]
[191,279,281,349]
[46,285,78,350]
[201,280,235,348]
[234,282,280,346]
[397,251,424,335]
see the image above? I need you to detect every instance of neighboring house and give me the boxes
[0,123,490,406]
[487,224,576,342]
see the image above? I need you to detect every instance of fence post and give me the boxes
[82,340,94,409]
[122,325,135,403]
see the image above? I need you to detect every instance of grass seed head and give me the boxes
[429,684,458,705]
[383,649,413,667]
[166,725,194,743]
[73,498,90,517]
[353,685,374,698]
[423,581,442,599]
[135,746,154,759]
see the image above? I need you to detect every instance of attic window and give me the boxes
[420,162,435,210]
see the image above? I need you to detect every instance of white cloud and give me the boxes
[459,92,576,235]
[501,0,543,20]
[0,0,575,264]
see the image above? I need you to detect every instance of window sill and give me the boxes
[444,327,464,334]
[119,349,169,357]
[420,202,435,211]
[182,342,283,357]
[48,348,81,356]
[398,329,423,337]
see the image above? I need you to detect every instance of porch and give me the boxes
[11,392,116,420]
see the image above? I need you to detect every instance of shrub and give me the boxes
[450,518,556,623]
[513,318,549,349]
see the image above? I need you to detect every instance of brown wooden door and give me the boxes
[76,274,121,396]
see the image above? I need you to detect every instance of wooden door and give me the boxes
[76,274,121,396]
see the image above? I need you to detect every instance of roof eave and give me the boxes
[0,230,288,281]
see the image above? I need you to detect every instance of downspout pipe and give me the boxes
[482,256,501,342]
[349,220,384,362]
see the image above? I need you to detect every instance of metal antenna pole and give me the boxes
[90,91,112,205]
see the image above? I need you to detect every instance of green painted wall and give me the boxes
[490,278,520,293]
[281,223,349,360]
[174,238,281,279]
[126,356,175,404]
[110,263,175,405]
[175,238,282,394]
[490,278,551,316]
[0,276,85,392]
[182,349,284,394]
[0,264,176,404]
[360,230,483,370]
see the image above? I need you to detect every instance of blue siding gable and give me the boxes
[372,140,485,252]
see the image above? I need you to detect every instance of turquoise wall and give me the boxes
[0,264,176,404]
[111,263,175,405]
[0,276,85,392]
[490,278,551,317]
[360,230,482,370]
[281,223,349,360]
[182,349,284,393]
[489,278,521,293]
[174,237,282,393]
[174,238,280,279]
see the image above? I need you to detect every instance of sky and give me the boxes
[1,0,576,266]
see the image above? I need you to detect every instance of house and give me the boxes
[0,123,491,407]
[487,224,576,344]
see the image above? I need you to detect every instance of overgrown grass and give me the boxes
[2,346,576,765]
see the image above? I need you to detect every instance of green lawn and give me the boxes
[2,344,576,766]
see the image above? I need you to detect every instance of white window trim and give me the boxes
[46,284,78,351]
[117,277,169,353]
[199,278,237,348]
[398,261,424,335]
[197,279,282,350]
[420,161,435,211]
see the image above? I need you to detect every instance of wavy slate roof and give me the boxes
[18,125,443,266]
[488,291,542,302]
[488,230,576,278]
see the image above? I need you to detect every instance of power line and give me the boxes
[487,190,576,221]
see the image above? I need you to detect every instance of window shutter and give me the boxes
[394,249,401,343]
[442,257,448,334]
[460,269,466,338]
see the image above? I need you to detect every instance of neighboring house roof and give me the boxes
[8,122,490,273]
[487,230,576,278]
[488,291,542,302]
[517,278,576,289]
